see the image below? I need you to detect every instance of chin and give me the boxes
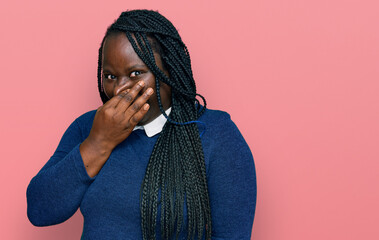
[138,113,151,126]
[137,119,147,126]
[139,108,162,126]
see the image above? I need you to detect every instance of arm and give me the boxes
[27,118,94,226]
[27,81,153,226]
[207,113,257,239]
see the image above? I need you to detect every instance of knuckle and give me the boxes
[111,112,120,120]
[103,107,114,116]
[134,82,143,89]
[130,115,139,124]
[125,121,132,129]
[143,92,150,99]
[118,92,127,98]
[124,93,133,102]
[132,103,140,111]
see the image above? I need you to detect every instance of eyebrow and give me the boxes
[102,64,148,73]
[126,64,147,70]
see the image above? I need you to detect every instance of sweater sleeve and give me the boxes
[27,117,95,226]
[206,112,257,239]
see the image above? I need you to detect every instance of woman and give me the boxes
[27,9,257,240]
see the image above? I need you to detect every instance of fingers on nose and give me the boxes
[114,81,146,110]
[114,78,132,96]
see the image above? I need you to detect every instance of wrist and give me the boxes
[80,137,113,178]
[82,136,113,156]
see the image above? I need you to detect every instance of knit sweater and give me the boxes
[27,109,257,239]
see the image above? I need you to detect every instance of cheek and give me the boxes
[143,76,158,97]
[103,81,114,98]
[148,83,171,110]
[160,83,172,101]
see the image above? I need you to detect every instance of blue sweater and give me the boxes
[27,109,257,239]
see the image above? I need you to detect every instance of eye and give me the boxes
[104,74,116,80]
[130,71,142,78]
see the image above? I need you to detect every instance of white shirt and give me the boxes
[133,107,171,137]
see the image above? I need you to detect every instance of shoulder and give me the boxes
[199,108,231,125]
[199,107,252,153]
[199,108,238,137]
[73,110,97,127]
[199,109,255,181]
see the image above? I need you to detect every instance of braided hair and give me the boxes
[97,10,211,240]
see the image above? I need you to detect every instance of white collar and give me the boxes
[133,107,171,137]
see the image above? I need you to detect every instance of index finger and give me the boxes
[101,88,130,108]
[114,81,145,109]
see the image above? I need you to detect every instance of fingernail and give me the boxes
[138,81,145,87]
[144,104,150,110]
[147,88,153,95]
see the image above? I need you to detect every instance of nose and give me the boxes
[113,76,133,96]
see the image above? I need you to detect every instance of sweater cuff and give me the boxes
[72,144,96,182]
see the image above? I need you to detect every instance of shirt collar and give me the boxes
[133,107,171,137]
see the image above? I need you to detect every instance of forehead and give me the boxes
[103,33,134,57]
[102,33,143,66]
[102,32,165,71]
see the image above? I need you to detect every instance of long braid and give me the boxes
[97,10,212,240]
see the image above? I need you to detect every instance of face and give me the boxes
[102,32,171,126]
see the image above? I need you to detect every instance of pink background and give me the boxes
[1,0,378,239]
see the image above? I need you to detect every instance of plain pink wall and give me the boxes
[1,0,378,239]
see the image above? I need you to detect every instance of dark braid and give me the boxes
[97,10,211,240]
